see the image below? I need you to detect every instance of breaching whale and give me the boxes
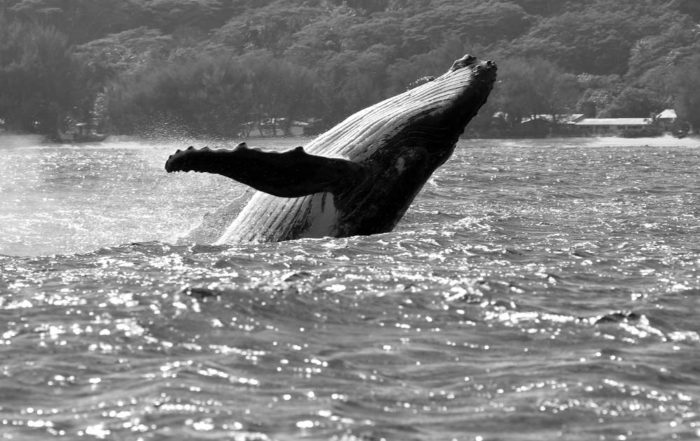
[165,54,496,243]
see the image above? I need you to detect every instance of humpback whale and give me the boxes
[165,54,496,243]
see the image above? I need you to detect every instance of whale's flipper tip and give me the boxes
[165,146,206,172]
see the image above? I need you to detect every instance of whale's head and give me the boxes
[312,54,497,237]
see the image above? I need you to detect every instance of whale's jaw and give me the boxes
[166,55,497,243]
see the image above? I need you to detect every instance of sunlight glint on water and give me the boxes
[0,136,699,440]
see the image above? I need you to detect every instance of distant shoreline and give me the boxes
[3,132,698,149]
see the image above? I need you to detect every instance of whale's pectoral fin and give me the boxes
[165,143,367,198]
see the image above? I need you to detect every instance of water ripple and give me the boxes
[1,138,699,439]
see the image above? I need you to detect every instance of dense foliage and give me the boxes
[1,0,699,137]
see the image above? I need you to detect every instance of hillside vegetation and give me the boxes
[1,0,699,138]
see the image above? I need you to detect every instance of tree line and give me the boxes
[1,0,699,139]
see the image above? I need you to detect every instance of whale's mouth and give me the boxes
[361,55,496,168]
[414,55,497,133]
[399,54,497,119]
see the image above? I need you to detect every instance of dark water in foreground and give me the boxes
[0,136,699,440]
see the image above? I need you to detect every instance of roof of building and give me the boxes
[522,114,584,124]
[572,118,651,127]
[656,109,677,120]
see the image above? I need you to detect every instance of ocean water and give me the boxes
[0,135,699,440]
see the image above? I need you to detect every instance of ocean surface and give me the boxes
[0,135,699,441]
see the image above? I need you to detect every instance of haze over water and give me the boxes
[1,136,699,440]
